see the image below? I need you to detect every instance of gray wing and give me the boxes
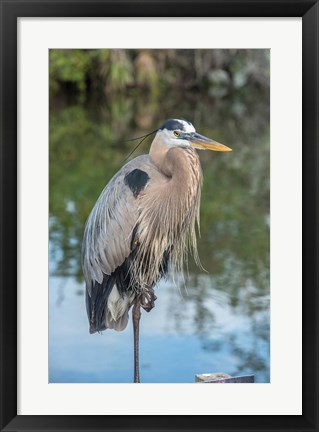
[82,155,150,295]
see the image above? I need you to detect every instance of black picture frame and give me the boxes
[0,1,318,431]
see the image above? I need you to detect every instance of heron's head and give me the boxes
[155,118,232,152]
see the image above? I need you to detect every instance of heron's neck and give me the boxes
[149,136,169,172]
[150,140,201,186]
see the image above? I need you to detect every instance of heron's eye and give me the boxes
[174,131,180,137]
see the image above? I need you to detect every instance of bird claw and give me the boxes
[140,288,157,312]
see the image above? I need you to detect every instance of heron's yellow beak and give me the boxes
[188,132,232,152]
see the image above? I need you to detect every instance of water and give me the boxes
[49,275,269,383]
[49,83,270,383]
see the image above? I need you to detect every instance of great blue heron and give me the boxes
[82,118,232,383]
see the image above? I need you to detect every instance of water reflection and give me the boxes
[49,275,269,383]
[49,84,270,382]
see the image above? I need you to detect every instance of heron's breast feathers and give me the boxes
[131,150,203,288]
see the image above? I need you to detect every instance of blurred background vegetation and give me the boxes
[50,49,269,100]
[49,49,270,382]
[50,48,270,282]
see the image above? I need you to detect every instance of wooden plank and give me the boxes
[195,373,231,382]
[195,373,255,383]
[205,375,255,383]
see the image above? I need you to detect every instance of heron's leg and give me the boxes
[132,299,141,383]
[140,287,157,313]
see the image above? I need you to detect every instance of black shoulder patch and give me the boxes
[124,169,150,198]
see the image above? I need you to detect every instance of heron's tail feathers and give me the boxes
[86,273,114,334]
[86,271,135,334]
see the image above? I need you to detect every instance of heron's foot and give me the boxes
[140,288,157,312]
